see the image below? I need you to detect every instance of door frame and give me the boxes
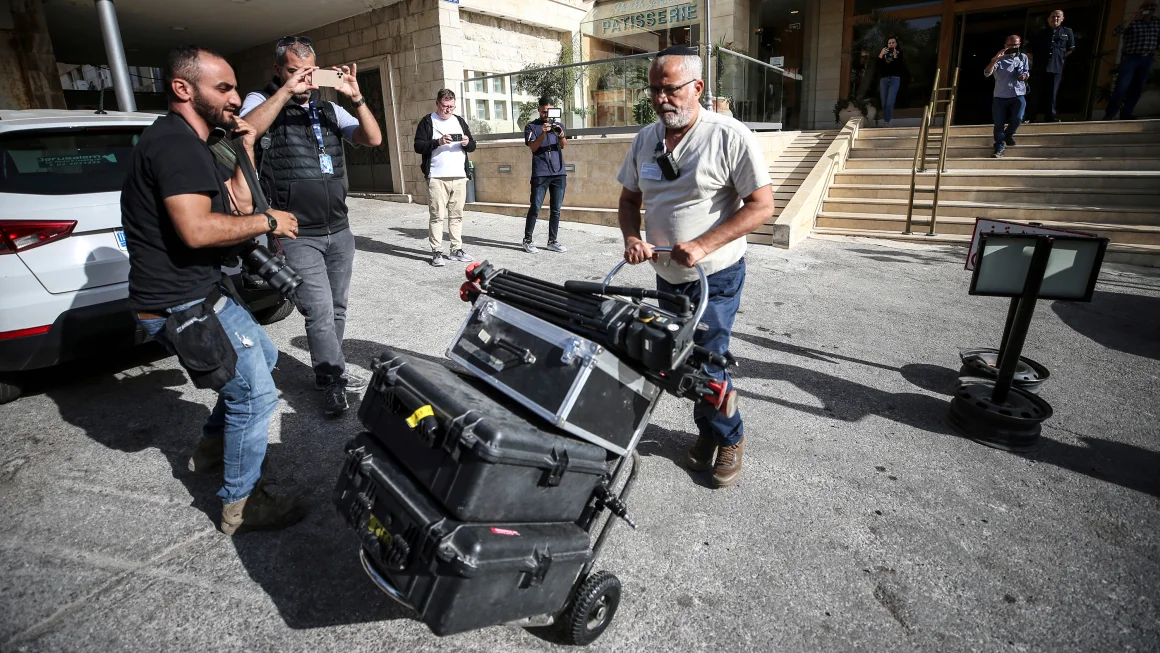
[332,54,406,195]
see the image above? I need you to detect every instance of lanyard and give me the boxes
[307,101,326,153]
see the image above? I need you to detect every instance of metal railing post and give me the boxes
[903,102,931,235]
[928,67,960,236]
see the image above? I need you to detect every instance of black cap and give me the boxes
[658,45,700,57]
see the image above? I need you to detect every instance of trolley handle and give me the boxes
[602,246,709,327]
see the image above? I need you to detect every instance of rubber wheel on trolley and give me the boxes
[562,570,621,645]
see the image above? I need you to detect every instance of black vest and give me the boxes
[256,80,349,236]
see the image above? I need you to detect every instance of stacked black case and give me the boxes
[337,348,611,635]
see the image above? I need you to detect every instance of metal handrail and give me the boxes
[902,68,960,237]
[716,47,801,80]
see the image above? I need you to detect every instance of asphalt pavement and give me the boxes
[1,199,1158,652]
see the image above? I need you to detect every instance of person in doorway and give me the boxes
[615,46,774,488]
[1104,1,1159,120]
[123,45,306,535]
[522,96,568,253]
[413,89,477,267]
[239,35,383,417]
[984,34,1031,158]
[1026,10,1076,122]
[878,37,904,127]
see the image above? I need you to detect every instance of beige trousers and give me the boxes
[427,177,467,253]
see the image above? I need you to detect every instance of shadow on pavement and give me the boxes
[44,338,410,629]
[733,356,956,436]
[736,329,899,372]
[1028,435,1160,499]
[636,424,712,488]
[898,363,960,396]
[353,234,431,263]
[390,226,525,252]
[845,247,957,267]
[1050,291,1160,361]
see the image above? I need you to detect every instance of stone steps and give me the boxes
[821,197,1160,225]
[848,143,1160,159]
[827,184,1156,207]
[815,212,1160,245]
[834,169,1160,190]
[854,129,1159,149]
[866,119,1160,137]
[844,156,1160,171]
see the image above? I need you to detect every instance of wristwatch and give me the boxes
[263,211,277,232]
[352,97,367,108]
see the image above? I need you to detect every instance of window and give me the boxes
[491,76,505,94]
[471,72,485,93]
[494,100,508,121]
[475,99,490,120]
[0,128,143,195]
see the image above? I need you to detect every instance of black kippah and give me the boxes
[658,45,700,57]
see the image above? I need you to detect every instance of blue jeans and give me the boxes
[281,228,355,384]
[1105,54,1156,119]
[879,76,901,123]
[136,295,279,504]
[524,175,566,243]
[656,258,745,447]
[992,96,1026,150]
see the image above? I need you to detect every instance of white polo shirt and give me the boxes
[616,109,771,284]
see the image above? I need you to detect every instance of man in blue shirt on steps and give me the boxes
[984,34,1031,159]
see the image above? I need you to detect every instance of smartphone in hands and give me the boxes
[311,69,344,88]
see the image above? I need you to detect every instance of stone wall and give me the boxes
[0,0,65,110]
[231,0,465,204]
[807,0,844,129]
[460,11,566,74]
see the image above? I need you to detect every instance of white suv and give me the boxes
[0,110,293,404]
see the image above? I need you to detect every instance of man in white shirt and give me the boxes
[413,89,477,267]
[616,46,774,488]
[238,35,382,417]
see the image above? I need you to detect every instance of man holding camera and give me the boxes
[239,35,383,416]
[616,46,774,488]
[984,34,1031,158]
[414,89,477,267]
[123,45,305,535]
[521,97,568,253]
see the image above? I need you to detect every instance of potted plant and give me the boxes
[834,95,876,125]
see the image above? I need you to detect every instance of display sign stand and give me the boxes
[949,237,1056,451]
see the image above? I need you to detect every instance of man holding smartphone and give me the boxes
[521,97,568,253]
[413,89,477,267]
[984,34,1031,158]
[239,35,383,417]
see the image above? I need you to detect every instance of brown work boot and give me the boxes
[187,437,224,473]
[685,435,717,472]
[711,436,745,488]
[220,480,308,536]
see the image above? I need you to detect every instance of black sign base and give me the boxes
[948,379,1053,452]
[959,348,1051,395]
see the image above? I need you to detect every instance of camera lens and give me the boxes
[243,244,303,298]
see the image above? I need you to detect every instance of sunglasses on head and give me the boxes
[278,35,313,47]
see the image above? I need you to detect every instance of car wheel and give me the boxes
[0,379,22,405]
[253,299,296,325]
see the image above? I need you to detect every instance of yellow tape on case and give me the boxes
[405,405,434,428]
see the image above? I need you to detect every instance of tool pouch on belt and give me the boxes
[163,289,238,391]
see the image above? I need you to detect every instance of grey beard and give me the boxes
[659,105,694,129]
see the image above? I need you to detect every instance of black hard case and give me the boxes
[335,434,592,636]
[358,349,609,523]
[447,297,661,456]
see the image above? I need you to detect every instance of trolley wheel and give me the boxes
[562,570,621,646]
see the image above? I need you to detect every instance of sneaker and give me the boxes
[325,383,349,416]
[188,437,224,474]
[314,370,370,392]
[685,435,717,472]
[220,479,308,536]
[429,251,445,267]
[992,148,1004,159]
[448,249,473,263]
[884,121,891,128]
[711,436,745,488]
[1104,112,1119,121]
[522,240,538,253]
[1004,137,1016,147]
[546,241,567,253]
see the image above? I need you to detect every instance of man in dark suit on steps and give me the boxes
[1026,10,1076,122]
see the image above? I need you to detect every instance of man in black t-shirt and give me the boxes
[122,45,304,536]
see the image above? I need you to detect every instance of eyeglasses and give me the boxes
[642,79,696,101]
[278,35,313,47]
[438,102,456,110]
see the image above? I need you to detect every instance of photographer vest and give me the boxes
[255,80,349,237]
